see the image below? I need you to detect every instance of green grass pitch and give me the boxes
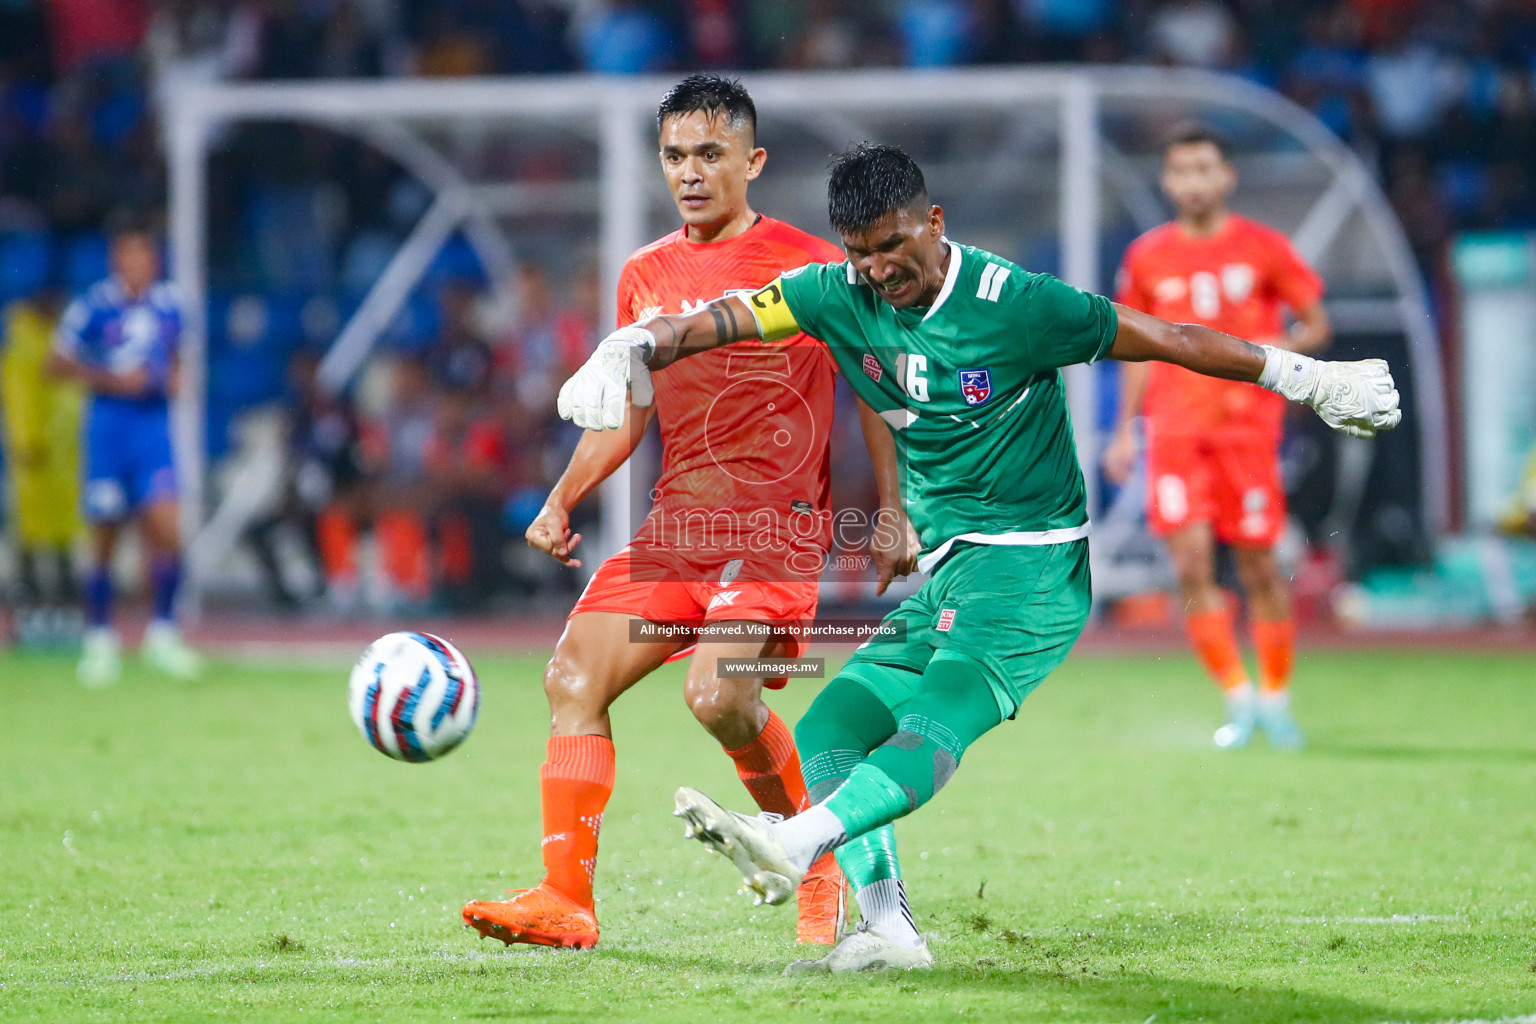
[1,643,1533,1023]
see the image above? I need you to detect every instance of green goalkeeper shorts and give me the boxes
[844,539,1091,720]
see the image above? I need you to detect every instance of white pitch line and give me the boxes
[1286,915,1462,925]
[1378,1016,1536,1024]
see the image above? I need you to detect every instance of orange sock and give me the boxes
[1185,606,1251,692]
[539,735,615,909]
[1251,618,1295,693]
[725,711,839,881]
[725,710,808,817]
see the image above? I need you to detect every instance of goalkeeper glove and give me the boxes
[556,326,657,431]
[1258,345,1402,438]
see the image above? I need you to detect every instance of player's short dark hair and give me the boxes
[105,207,159,241]
[826,143,929,235]
[655,73,756,139]
[1162,122,1231,160]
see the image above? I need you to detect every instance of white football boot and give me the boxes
[77,627,122,688]
[1258,690,1306,750]
[674,787,802,906]
[1213,683,1257,749]
[142,620,203,680]
[783,926,934,975]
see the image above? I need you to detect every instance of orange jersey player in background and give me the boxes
[1106,123,1330,751]
[462,75,917,950]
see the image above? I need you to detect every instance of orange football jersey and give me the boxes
[1116,213,1323,440]
[616,215,842,552]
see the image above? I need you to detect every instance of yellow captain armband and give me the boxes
[744,279,801,342]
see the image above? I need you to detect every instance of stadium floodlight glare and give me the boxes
[163,67,1444,610]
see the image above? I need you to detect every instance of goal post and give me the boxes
[164,66,1446,608]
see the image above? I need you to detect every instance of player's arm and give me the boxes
[1108,303,1400,438]
[46,301,151,397]
[556,291,773,431]
[45,348,151,397]
[1103,361,1148,486]
[527,402,656,567]
[645,292,767,368]
[857,397,920,594]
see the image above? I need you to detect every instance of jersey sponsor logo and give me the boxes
[790,500,813,516]
[639,304,664,321]
[936,608,956,632]
[1221,263,1255,303]
[1153,277,1187,303]
[862,353,883,382]
[958,368,992,406]
[976,263,1011,302]
[680,298,710,313]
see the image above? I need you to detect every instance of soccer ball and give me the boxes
[348,632,480,762]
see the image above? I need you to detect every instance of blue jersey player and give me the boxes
[48,220,201,686]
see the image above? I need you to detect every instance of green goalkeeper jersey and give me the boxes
[746,241,1119,572]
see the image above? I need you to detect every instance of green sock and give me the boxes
[794,670,911,892]
[822,654,1002,841]
[835,823,901,889]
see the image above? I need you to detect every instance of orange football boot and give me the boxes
[462,884,599,950]
[794,860,849,945]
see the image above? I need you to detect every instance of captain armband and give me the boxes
[742,280,802,342]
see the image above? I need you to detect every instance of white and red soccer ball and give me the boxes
[348,632,479,762]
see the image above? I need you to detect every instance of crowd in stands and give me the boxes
[1,0,1530,609]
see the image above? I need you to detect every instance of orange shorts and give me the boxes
[1145,432,1285,546]
[570,544,819,686]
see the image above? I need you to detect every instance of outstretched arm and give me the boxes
[642,294,763,369]
[556,293,764,430]
[1109,303,1400,438]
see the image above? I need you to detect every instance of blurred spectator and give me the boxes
[45,0,149,74]
[312,354,436,610]
[1282,7,1367,139]
[688,0,742,69]
[246,348,367,609]
[483,262,592,414]
[1,279,83,609]
[1146,0,1238,68]
[413,6,492,77]
[1363,16,1460,140]
[1014,0,1117,63]
[500,1,575,74]
[573,0,678,74]
[424,369,509,608]
[897,1,977,68]
[786,0,889,69]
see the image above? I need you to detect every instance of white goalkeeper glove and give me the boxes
[1258,345,1402,439]
[556,326,656,431]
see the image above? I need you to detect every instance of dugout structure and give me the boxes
[164,67,1444,607]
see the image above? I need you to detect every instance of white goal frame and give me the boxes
[164,67,1446,607]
